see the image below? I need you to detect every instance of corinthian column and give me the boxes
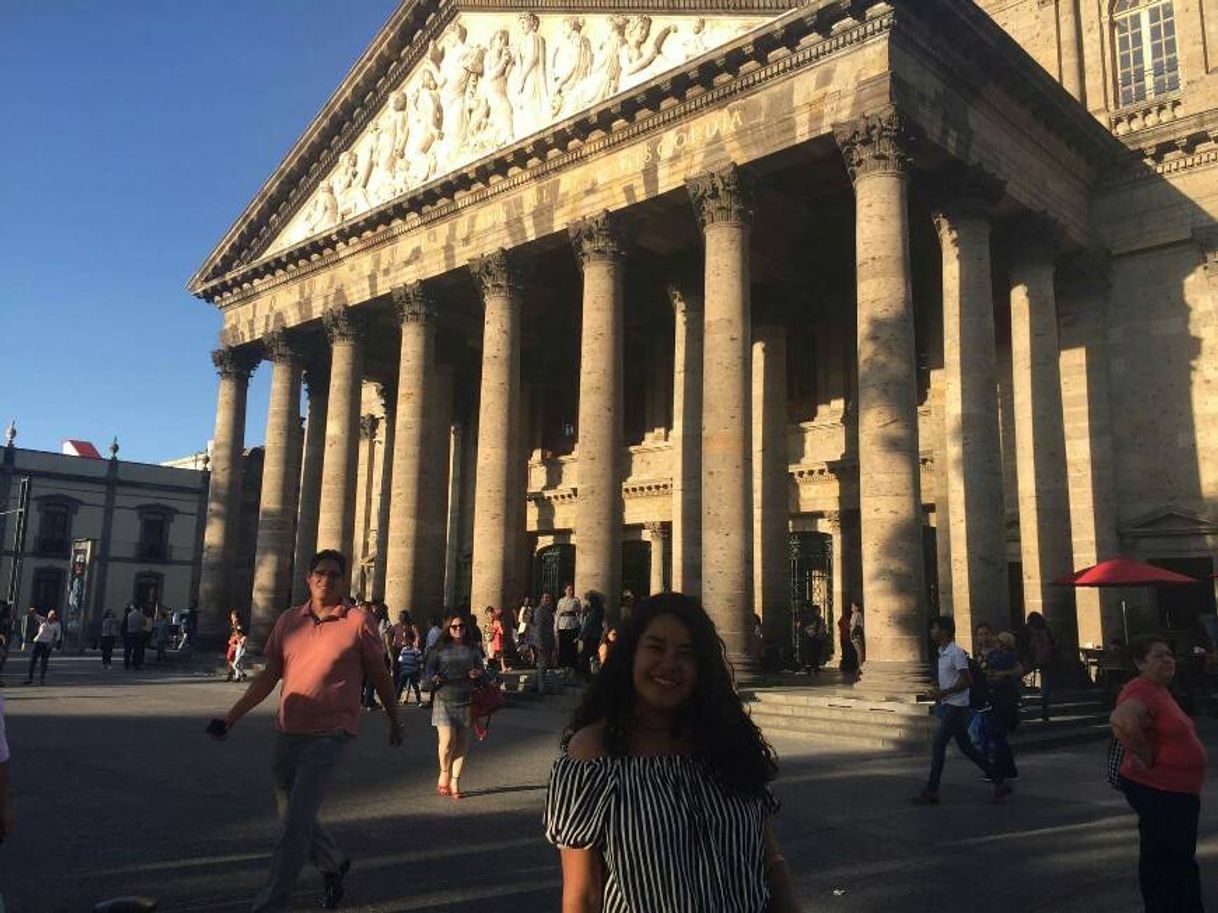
[291,368,327,606]
[371,382,395,602]
[384,283,435,614]
[687,164,755,665]
[250,330,304,642]
[469,250,522,615]
[570,211,626,614]
[1009,213,1076,646]
[646,522,669,596]
[668,282,703,598]
[834,108,927,695]
[931,169,1009,647]
[752,320,790,652]
[316,307,365,579]
[198,345,258,643]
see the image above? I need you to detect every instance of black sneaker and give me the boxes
[323,858,350,909]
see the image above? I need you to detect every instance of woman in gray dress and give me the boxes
[426,614,486,799]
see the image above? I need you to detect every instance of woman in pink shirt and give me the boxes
[1110,635,1207,912]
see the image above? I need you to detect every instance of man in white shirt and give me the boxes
[914,615,1009,804]
[555,584,581,669]
[22,610,61,686]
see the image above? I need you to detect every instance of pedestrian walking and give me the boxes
[360,601,386,710]
[1024,611,1057,721]
[212,549,404,912]
[849,601,865,666]
[21,607,40,653]
[914,615,1010,804]
[545,593,800,912]
[180,605,198,649]
[397,633,424,706]
[230,626,249,682]
[515,599,536,668]
[224,612,243,681]
[426,614,487,799]
[154,610,172,662]
[1110,635,1207,912]
[577,591,605,678]
[123,604,145,669]
[976,626,1022,782]
[533,592,556,694]
[23,609,61,685]
[99,610,119,667]
[486,605,508,672]
[556,584,581,669]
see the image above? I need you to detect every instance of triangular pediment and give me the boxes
[193,3,791,285]
[1121,506,1218,538]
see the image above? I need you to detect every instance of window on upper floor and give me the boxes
[1114,0,1180,106]
[137,508,171,563]
[35,502,71,557]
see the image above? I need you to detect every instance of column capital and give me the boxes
[359,413,379,441]
[1193,224,1218,283]
[211,346,259,382]
[391,281,435,325]
[834,106,918,182]
[927,166,1005,244]
[822,510,842,531]
[469,248,522,299]
[569,211,628,266]
[322,307,365,346]
[686,163,755,230]
[666,281,703,318]
[644,520,669,538]
[1006,211,1065,267]
[261,328,303,364]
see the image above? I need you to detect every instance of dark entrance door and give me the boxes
[622,541,651,605]
[133,573,162,611]
[31,568,64,613]
[1150,556,1216,637]
[789,532,832,662]
[532,544,575,601]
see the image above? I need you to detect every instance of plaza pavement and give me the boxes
[2,655,1216,913]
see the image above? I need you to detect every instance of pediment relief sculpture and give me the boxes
[266,10,781,257]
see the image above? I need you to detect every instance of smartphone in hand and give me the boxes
[206,718,230,740]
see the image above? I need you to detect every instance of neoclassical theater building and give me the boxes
[189,0,1217,691]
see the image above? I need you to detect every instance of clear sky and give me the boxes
[1,0,399,464]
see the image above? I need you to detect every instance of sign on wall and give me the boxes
[66,538,94,651]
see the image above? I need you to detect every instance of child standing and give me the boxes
[230,626,248,682]
[398,633,424,706]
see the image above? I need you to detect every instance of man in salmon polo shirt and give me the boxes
[214,549,404,911]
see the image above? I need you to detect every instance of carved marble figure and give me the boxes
[511,13,548,135]
[550,17,592,118]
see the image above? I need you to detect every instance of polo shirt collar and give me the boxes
[300,601,351,624]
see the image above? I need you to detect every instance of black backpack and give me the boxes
[967,656,991,711]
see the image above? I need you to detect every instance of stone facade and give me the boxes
[189,0,1218,676]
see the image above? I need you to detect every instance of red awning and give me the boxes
[1055,557,1201,587]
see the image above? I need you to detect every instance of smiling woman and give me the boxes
[544,593,799,913]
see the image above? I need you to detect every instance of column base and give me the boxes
[731,652,766,687]
[851,660,934,703]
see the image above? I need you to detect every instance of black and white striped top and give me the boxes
[544,753,779,912]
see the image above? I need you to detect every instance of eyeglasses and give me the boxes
[449,624,465,630]
[311,571,342,580]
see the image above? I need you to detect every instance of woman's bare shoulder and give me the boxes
[566,720,608,761]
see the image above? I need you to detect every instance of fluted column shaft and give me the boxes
[752,322,790,651]
[250,332,304,642]
[291,371,328,606]
[835,109,927,692]
[371,384,395,602]
[470,250,522,614]
[688,165,755,664]
[669,284,703,598]
[198,347,257,642]
[420,366,454,613]
[384,285,435,613]
[647,522,668,596]
[1009,219,1076,645]
[316,308,365,583]
[933,178,1009,644]
[570,212,626,613]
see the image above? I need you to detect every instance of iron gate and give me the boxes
[789,531,833,657]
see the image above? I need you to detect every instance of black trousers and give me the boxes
[27,642,52,681]
[124,633,144,669]
[557,629,579,668]
[100,635,116,666]
[1121,778,1204,912]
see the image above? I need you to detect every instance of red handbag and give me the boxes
[470,682,506,741]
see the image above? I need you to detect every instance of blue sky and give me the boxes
[1,1,398,463]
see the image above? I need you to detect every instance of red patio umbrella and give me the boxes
[1055,557,1202,642]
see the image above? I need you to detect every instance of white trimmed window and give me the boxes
[1114,0,1180,106]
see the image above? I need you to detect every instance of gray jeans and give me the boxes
[251,731,349,912]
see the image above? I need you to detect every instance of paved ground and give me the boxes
[2,654,1217,913]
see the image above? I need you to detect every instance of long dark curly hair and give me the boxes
[562,592,778,798]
